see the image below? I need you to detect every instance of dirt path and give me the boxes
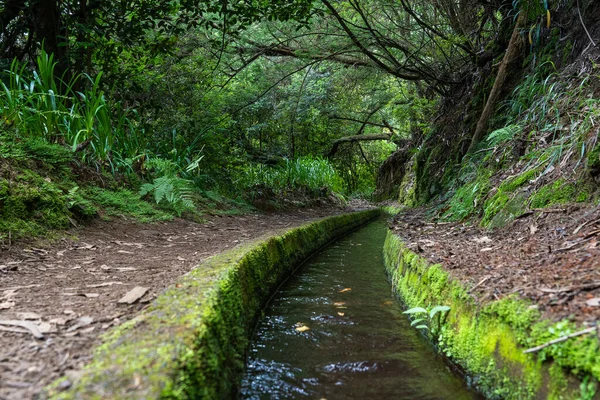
[390,205,600,326]
[0,207,353,400]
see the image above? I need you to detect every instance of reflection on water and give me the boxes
[240,220,480,399]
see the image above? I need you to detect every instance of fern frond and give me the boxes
[486,124,523,147]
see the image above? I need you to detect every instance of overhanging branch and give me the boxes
[326,133,392,158]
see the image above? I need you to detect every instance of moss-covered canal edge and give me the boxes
[383,231,600,399]
[47,209,380,399]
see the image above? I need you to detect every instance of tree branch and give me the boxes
[326,133,392,158]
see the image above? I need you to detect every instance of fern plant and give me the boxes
[486,124,523,147]
[139,158,198,216]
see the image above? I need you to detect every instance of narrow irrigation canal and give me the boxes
[240,220,480,399]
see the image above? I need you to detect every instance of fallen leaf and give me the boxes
[529,224,538,235]
[339,288,352,293]
[66,316,94,333]
[419,239,436,247]
[295,325,310,332]
[472,236,493,244]
[118,287,149,304]
[16,312,41,320]
[0,301,15,310]
[0,320,44,338]
[337,312,345,317]
[86,281,123,288]
[38,322,56,334]
[381,301,393,306]
[1,284,41,291]
[586,298,600,307]
[333,302,346,307]
[74,243,96,250]
[79,326,95,334]
[0,326,28,334]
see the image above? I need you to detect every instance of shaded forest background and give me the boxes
[1,0,600,239]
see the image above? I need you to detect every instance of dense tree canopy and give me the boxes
[0,0,568,198]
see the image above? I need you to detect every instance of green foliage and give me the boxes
[442,171,492,221]
[84,187,173,223]
[239,156,344,195]
[403,305,451,335]
[529,179,576,209]
[139,158,199,216]
[486,124,523,147]
[0,130,80,240]
[0,51,145,173]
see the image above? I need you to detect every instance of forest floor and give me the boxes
[0,204,364,400]
[390,204,600,326]
[4,201,600,399]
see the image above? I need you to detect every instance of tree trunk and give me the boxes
[467,13,526,154]
[32,0,69,88]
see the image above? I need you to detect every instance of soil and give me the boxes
[0,206,357,400]
[390,204,600,326]
[4,201,599,399]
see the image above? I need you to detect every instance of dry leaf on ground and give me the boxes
[118,286,149,304]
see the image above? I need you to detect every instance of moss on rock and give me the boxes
[383,231,599,399]
[530,179,576,209]
[47,209,380,399]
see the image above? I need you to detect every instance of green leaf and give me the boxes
[429,305,451,319]
[410,318,426,327]
[403,307,427,315]
[415,325,429,330]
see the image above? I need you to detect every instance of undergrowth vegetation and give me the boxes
[239,156,344,196]
[437,69,600,227]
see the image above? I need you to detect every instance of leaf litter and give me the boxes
[0,206,350,399]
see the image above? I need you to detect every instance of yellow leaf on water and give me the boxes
[382,301,393,306]
[337,312,345,317]
[339,288,352,293]
[295,325,310,332]
[333,302,346,307]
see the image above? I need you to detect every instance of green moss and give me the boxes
[530,179,575,209]
[83,187,173,222]
[0,169,72,240]
[398,156,417,206]
[47,209,380,399]
[480,167,543,228]
[500,168,541,192]
[383,231,599,399]
[442,171,491,221]
[485,192,529,229]
[587,143,600,174]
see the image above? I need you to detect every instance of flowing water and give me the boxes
[240,219,480,399]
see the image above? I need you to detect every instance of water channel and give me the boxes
[240,219,480,399]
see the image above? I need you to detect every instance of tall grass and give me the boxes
[501,68,600,177]
[240,156,344,194]
[0,50,147,173]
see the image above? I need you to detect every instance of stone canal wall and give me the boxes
[383,230,600,399]
[48,209,380,399]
